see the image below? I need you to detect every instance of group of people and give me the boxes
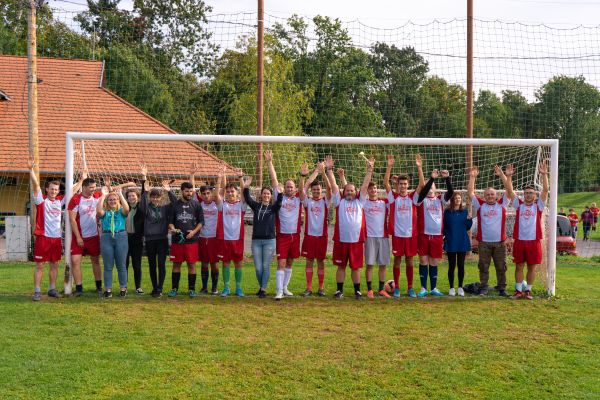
[561,204,599,241]
[29,151,549,302]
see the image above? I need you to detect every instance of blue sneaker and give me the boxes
[393,288,401,298]
[220,287,230,297]
[407,287,416,298]
[417,288,429,298]
[430,288,444,297]
[188,290,198,298]
[235,287,245,297]
[167,289,178,298]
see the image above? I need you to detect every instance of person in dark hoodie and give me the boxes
[138,165,177,298]
[242,176,283,298]
[125,186,145,294]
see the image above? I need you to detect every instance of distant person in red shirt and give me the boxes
[567,209,579,239]
[590,202,599,231]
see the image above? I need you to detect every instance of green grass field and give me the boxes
[1,256,599,399]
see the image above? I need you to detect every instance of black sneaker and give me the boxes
[211,288,219,295]
[104,290,113,298]
[135,288,144,295]
[333,290,344,299]
[355,291,363,300]
[152,291,162,298]
[498,289,508,297]
[74,290,83,297]
[97,288,103,298]
[47,289,62,298]
[478,287,489,296]
[317,289,325,297]
[119,289,127,298]
[300,289,312,297]
[32,292,42,301]
[200,288,209,294]
[255,289,263,296]
[258,290,267,299]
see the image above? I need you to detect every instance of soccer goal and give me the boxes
[63,132,559,295]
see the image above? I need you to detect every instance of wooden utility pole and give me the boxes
[28,0,40,239]
[466,0,474,169]
[256,0,265,186]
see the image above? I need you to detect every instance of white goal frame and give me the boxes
[64,132,559,296]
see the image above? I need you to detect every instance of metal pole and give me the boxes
[466,0,474,169]
[63,136,75,295]
[27,0,40,243]
[256,0,265,186]
[546,141,559,296]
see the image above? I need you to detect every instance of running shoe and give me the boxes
[220,287,230,297]
[457,287,465,297]
[274,290,283,300]
[200,288,209,294]
[167,289,178,298]
[366,290,374,299]
[355,291,363,300]
[317,289,326,297]
[407,287,417,298]
[417,288,429,298]
[300,289,312,297]
[119,289,127,298]
[511,290,524,300]
[211,288,219,295]
[135,288,144,295]
[333,290,344,299]
[32,292,41,301]
[258,289,266,299]
[235,287,245,297]
[448,288,456,297]
[283,287,293,296]
[498,289,508,297]
[378,290,391,298]
[393,288,401,298]
[74,290,83,298]
[430,288,444,297]
[524,290,534,300]
[47,289,61,298]
[189,290,198,298]
[104,290,113,298]
[478,287,489,296]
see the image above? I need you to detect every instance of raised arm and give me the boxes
[265,150,279,191]
[441,170,454,202]
[117,188,130,216]
[325,155,339,196]
[299,162,310,202]
[360,158,374,197]
[495,164,515,200]
[239,174,247,204]
[539,161,549,204]
[467,166,478,199]
[303,162,322,192]
[214,169,224,205]
[241,176,259,210]
[336,168,347,188]
[416,154,425,193]
[96,185,109,218]
[418,169,438,204]
[72,167,88,194]
[28,158,41,196]
[140,163,148,193]
[189,162,199,189]
[383,155,394,193]
[162,180,178,204]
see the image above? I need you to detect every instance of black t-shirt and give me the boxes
[170,198,204,244]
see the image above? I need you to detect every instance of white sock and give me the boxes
[283,268,292,288]
[526,284,532,291]
[276,270,284,291]
[515,282,523,291]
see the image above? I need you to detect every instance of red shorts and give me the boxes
[70,235,100,257]
[301,235,328,260]
[170,242,199,264]
[276,233,301,260]
[198,237,219,264]
[513,239,542,265]
[217,239,244,263]
[333,241,364,270]
[417,234,443,259]
[34,235,62,262]
[392,235,418,257]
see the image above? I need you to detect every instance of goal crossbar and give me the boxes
[63,132,559,296]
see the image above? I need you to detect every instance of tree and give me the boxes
[418,76,466,138]
[502,90,531,138]
[474,90,507,138]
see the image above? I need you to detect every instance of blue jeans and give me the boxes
[101,231,129,290]
[252,239,276,290]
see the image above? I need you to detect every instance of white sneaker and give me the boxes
[448,288,456,296]
[274,290,283,300]
[283,287,293,296]
[457,287,465,297]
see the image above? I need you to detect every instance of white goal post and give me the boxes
[64,132,559,296]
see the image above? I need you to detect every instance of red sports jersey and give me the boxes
[34,191,64,238]
[363,196,389,238]
[512,197,544,241]
[473,195,510,242]
[303,196,329,237]
[216,201,246,241]
[332,192,366,244]
[387,191,417,238]
[68,192,102,238]
[276,191,302,235]
[415,194,447,236]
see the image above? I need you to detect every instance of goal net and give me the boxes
[64,132,559,295]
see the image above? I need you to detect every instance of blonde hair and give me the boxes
[104,192,122,211]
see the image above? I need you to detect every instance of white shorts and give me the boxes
[365,237,391,267]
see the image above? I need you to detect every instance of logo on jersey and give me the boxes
[310,205,323,216]
[281,200,298,211]
[522,206,535,219]
[367,204,384,214]
[483,207,498,218]
[177,210,194,223]
[345,205,358,214]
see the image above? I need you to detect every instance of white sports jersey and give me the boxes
[276,190,302,234]
[34,191,64,238]
[363,197,388,238]
[415,195,448,236]
[332,191,366,243]
[512,197,544,241]
[68,192,102,238]
[217,201,246,241]
[387,191,417,238]
[473,195,510,242]
[200,201,218,238]
[303,196,329,237]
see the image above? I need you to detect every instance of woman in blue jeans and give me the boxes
[96,186,130,298]
[242,177,283,298]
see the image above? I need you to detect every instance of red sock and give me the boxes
[406,265,414,289]
[317,268,325,289]
[306,267,313,291]
[393,267,400,289]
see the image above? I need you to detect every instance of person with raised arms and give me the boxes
[467,165,515,297]
[443,192,473,297]
[326,155,372,299]
[265,150,304,298]
[214,169,247,297]
[383,154,424,298]
[510,162,549,300]
[299,161,331,297]
[414,165,453,297]
[125,185,144,295]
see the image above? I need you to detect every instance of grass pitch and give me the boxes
[0,256,598,399]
